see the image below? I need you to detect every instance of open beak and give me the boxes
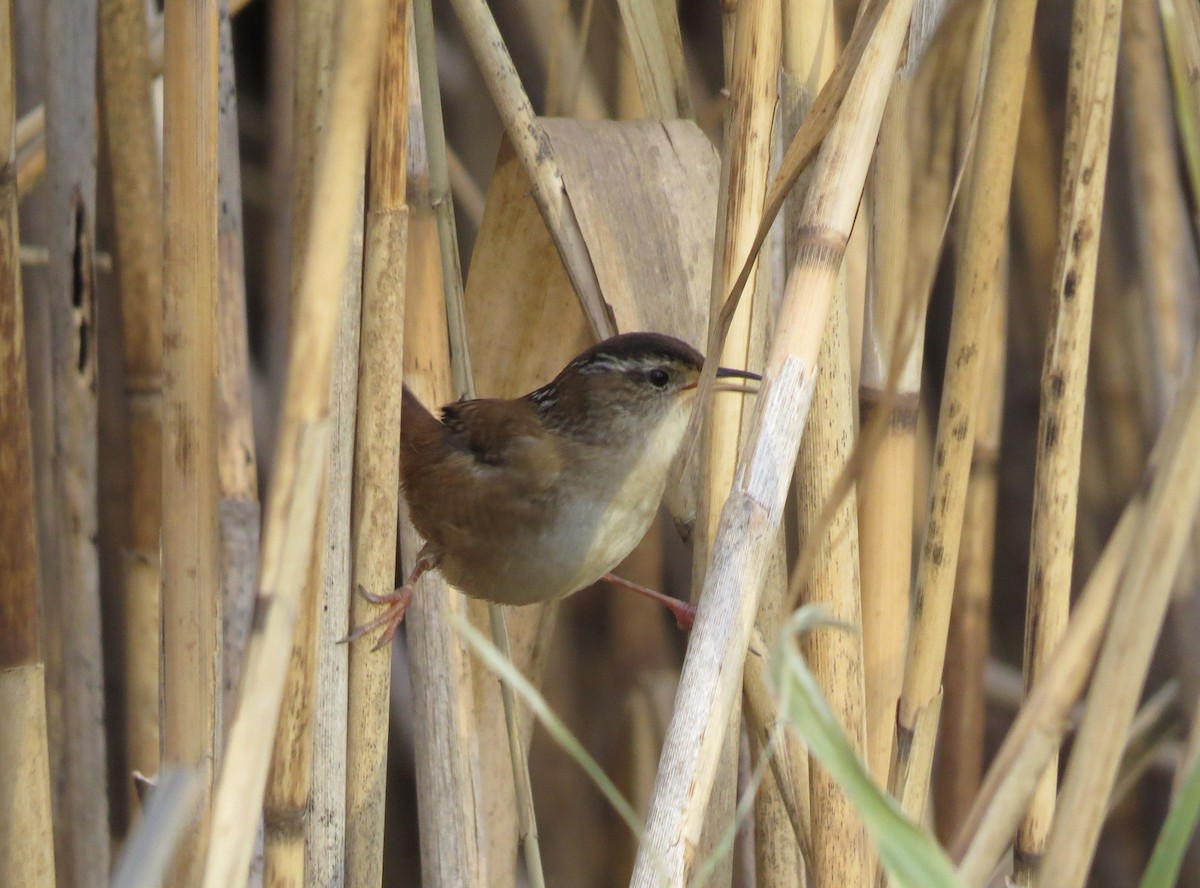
[682,367,762,393]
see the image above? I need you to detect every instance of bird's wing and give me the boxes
[400,388,563,547]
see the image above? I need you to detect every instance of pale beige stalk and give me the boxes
[936,269,1005,840]
[259,0,353,881]
[97,0,164,800]
[956,337,1200,885]
[161,0,222,878]
[1123,0,1199,410]
[696,0,780,880]
[1013,0,1122,880]
[344,1,409,883]
[0,7,55,876]
[631,1,915,880]
[614,0,692,119]
[858,0,945,789]
[201,0,389,881]
[892,0,1038,818]
[402,170,488,885]
[445,0,615,340]
[950,508,1135,886]
[24,2,110,882]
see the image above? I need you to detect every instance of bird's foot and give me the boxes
[339,552,436,650]
[338,584,414,650]
[602,572,696,631]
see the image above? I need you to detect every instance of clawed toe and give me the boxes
[338,584,414,648]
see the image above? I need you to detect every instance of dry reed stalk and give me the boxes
[1037,342,1200,870]
[412,3,544,881]
[28,0,110,883]
[445,145,486,231]
[161,0,222,879]
[1123,0,1199,411]
[0,5,55,878]
[614,0,692,119]
[631,0,915,880]
[400,86,488,888]
[214,5,261,739]
[950,506,1137,885]
[1012,0,1122,879]
[795,290,870,886]
[935,269,1005,841]
[857,0,945,789]
[513,0,606,119]
[260,0,358,878]
[201,0,389,881]
[891,0,1037,819]
[952,334,1200,882]
[446,0,615,340]
[1011,58,1058,344]
[743,634,813,867]
[304,202,364,886]
[695,0,780,879]
[97,0,165,806]
[344,0,409,883]
[263,518,323,886]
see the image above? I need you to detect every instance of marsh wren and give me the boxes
[343,332,760,648]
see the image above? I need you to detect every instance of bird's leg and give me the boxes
[602,572,696,630]
[339,548,439,650]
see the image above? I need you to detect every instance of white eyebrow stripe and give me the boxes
[575,355,652,375]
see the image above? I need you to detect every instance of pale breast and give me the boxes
[440,403,688,606]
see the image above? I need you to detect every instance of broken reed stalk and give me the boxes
[858,0,944,789]
[1123,0,1200,410]
[0,3,56,876]
[446,0,616,340]
[161,0,222,878]
[400,76,487,888]
[97,0,164,804]
[412,2,543,882]
[1013,0,1123,879]
[957,337,1200,886]
[891,0,1038,818]
[631,1,915,881]
[201,0,389,881]
[695,0,780,878]
[24,1,110,883]
[344,0,409,883]
[214,6,260,746]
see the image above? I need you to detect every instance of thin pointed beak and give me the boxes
[682,367,762,392]
[716,367,762,382]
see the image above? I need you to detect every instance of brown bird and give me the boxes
[343,332,760,648]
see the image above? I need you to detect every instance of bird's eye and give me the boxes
[647,368,670,388]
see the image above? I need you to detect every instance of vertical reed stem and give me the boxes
[1013,0,1122,879]
[0,2,56,876]
[97,0,164,807]
[344,1,409,884]
[161,0,222,879]
[892,0,1037,818]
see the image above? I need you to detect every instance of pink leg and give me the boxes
[339,551,437,649]
[602,572,696,631]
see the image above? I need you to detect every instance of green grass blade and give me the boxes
[449,612,672,886]
[1139,750,1200,888]
[770,607,964,888]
